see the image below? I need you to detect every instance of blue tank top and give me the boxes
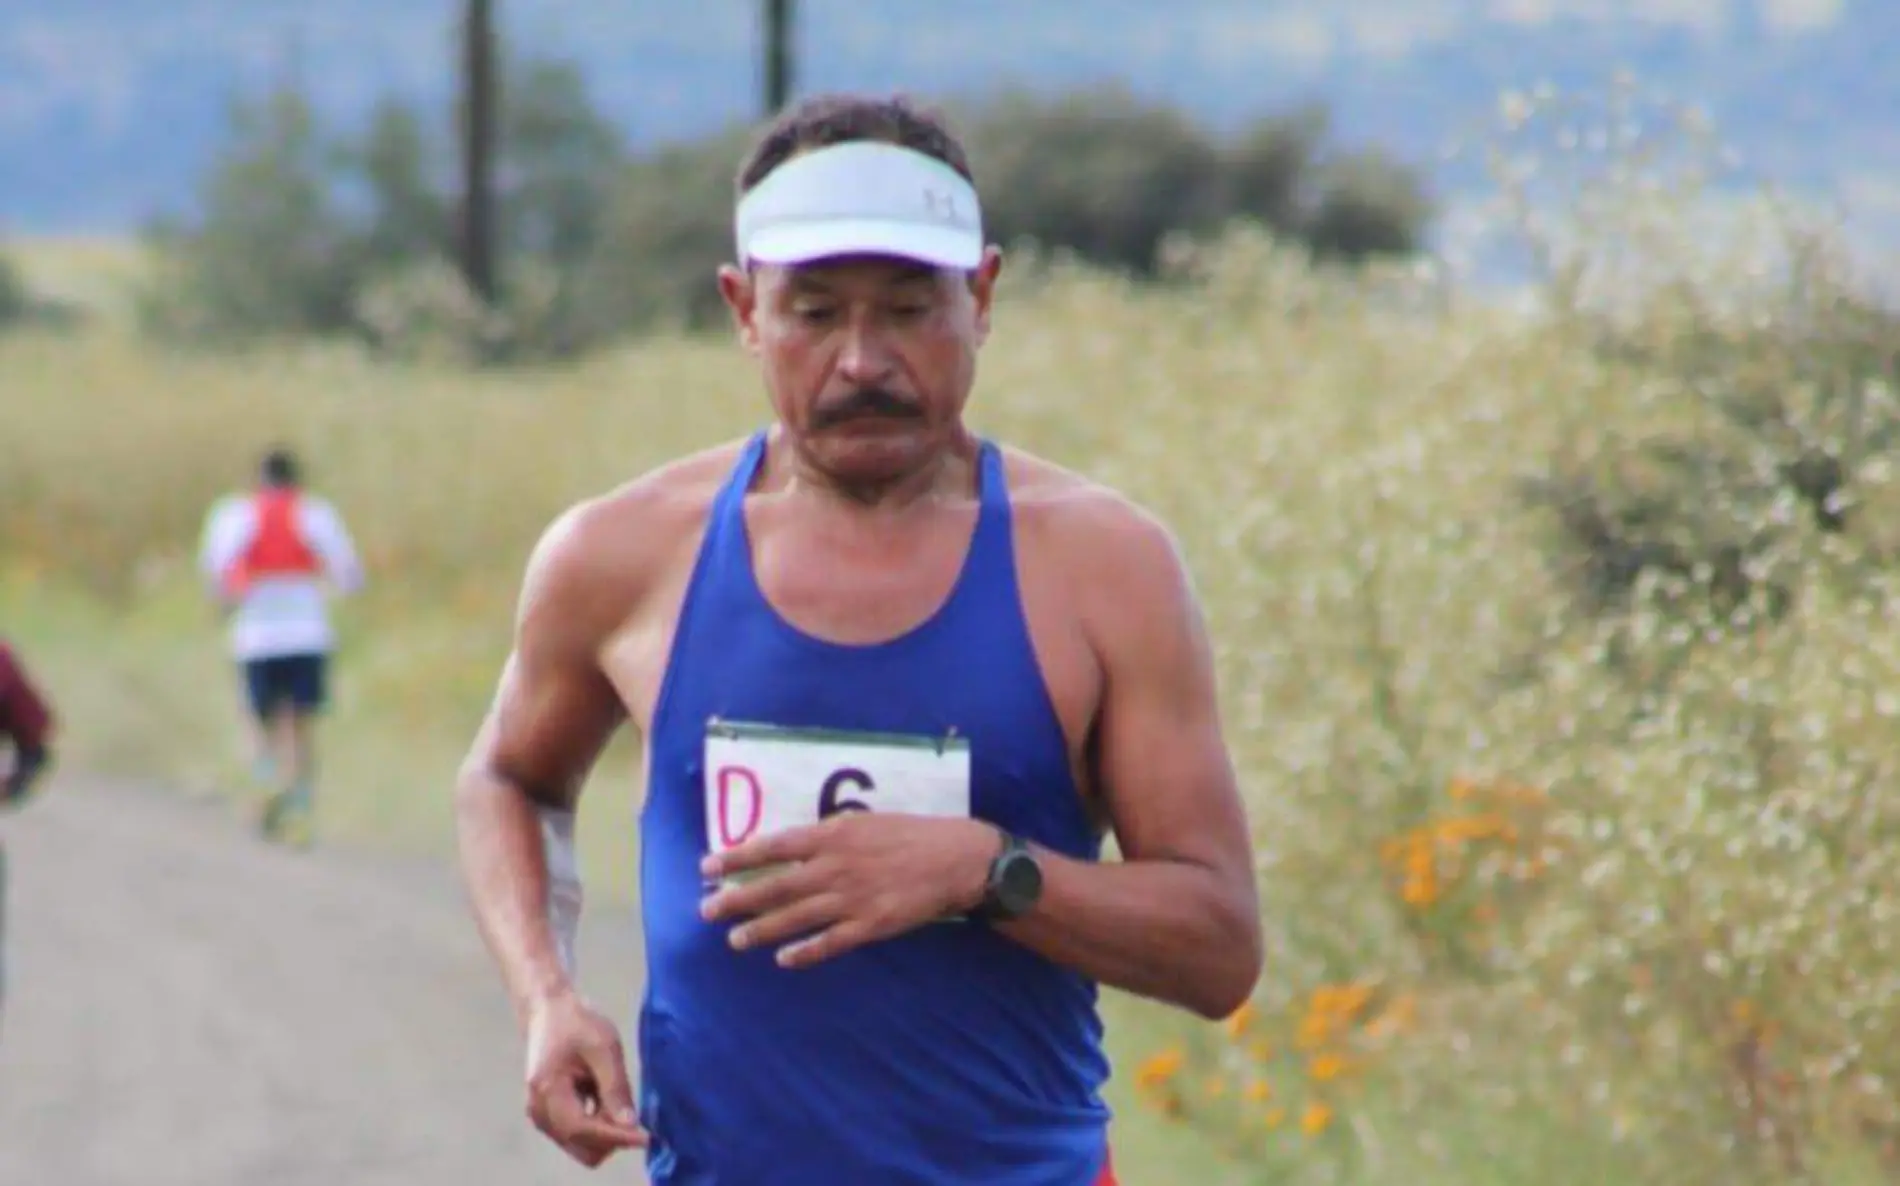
[635,431,1113,1185]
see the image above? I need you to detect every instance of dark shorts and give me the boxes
[241,653,328,719]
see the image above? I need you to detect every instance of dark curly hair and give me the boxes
[736,93,975,194]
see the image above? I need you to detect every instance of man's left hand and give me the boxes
[700,814,1000,969]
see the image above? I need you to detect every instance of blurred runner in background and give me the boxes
[198,447,364,848]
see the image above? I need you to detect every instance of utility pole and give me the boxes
[763,0,794,116]
[458,0,498,305]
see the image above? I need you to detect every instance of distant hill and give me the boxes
[3,0,1896,261]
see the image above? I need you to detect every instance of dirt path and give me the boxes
[0,778,650,1186]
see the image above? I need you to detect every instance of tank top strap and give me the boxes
[675,430,769,608]
[957,438,1019,596]
[713,430,771,524]
[977,437,1008,506]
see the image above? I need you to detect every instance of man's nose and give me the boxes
[836,317,896,385]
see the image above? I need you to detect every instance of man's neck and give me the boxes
[778,429,979,515]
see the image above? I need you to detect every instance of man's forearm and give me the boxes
[454,769,577,1026]
[992,850,1261,1020]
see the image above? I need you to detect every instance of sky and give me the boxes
[0,0,1892,276]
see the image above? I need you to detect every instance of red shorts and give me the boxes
[1095,1150,1119,1185]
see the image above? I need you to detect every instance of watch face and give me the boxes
[997,850,1043,914]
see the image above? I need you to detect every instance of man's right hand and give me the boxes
[522,988,648,1167]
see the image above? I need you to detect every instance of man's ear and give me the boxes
[967,245,1004,344]
[717,262,761,354]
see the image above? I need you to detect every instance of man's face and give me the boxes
[719,247,1003,493]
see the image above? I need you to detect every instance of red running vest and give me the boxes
[221,489,321,598]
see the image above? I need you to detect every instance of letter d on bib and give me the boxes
[713,765,764,848]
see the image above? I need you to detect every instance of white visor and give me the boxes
[734,141,984,269]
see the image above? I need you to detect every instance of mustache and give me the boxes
[811,387,923,429]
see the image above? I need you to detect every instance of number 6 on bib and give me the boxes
[703,720,973,887]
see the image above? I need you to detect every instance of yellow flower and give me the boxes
[1310,982,1371,1019]
[1203,1075,1228,1099]
[1295,1012,1334,1051]
[1364,993,1417,1039]
[1436,813,1513,845]
[1136,1045,1184,1090]
[1308,1052,1352,1082]
[1301,1102,1333,1136]
[1222,1000,1257,1038]
[1330,983,1373,1018]
[1245,1078,1273,1103]
[1264,1106,1287,1130]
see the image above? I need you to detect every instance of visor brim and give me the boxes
[743,219,984,270]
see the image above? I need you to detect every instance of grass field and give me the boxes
[5,199,1900,1184]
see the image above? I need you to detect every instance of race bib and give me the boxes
[703,719,972,887]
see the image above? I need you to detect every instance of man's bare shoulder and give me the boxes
[999,444,1204,670]
[517,439,748,625]
[999,446,1186,572]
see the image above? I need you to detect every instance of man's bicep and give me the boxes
[469,514,627,808]
[1089,524,1253,871]
[473,645,622,810]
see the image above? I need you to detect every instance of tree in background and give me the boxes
[963,86,1232,276]
[458,0,499,307]
[577,86,1437,335]
[140,53,1434,360]
[1221,104,1331,238]
[961,88,1433,273]
[1300,150,1435,263]
[357,98,453,269]
[139,50,626,361]
[763,0,795,116]
[497,60,624,271]
[139,82,365,343]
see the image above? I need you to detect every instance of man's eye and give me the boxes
[792,305,838,323]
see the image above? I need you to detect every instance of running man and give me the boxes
[454,93,1263,1184]
[198,447,364,847]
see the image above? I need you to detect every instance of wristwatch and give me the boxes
[973,829,1043,922]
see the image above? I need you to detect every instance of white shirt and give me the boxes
[196,490,365,661]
